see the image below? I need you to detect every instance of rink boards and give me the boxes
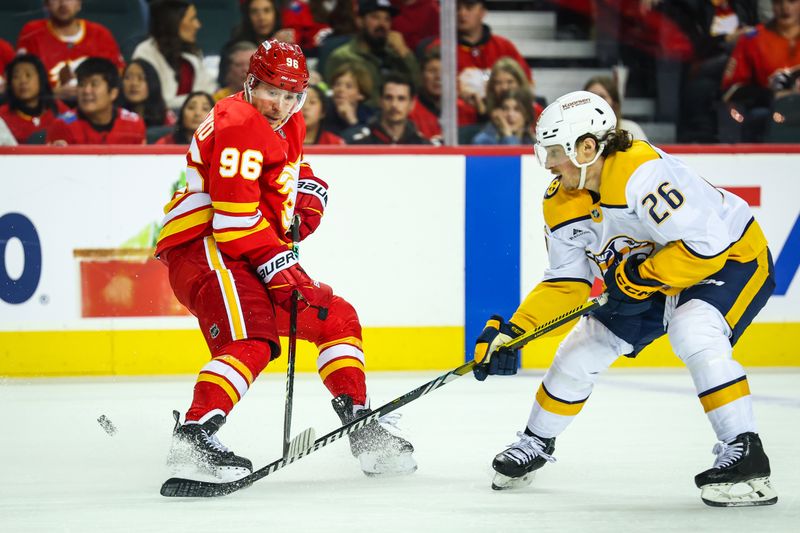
[1,145,799,376]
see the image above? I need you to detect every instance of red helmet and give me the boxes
[247,39,309,93]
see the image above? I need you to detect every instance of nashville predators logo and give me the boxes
[590,206,603,223]
[544,177,560,199]
[587,235,655,272]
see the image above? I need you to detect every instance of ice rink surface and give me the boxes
[1,368,798,533]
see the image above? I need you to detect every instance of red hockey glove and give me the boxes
[256,248,332,316]
[291,177,328,241]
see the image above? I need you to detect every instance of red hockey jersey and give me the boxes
[46,107,145,145]
[722,23,800,93]
[0,100,70,143]
[0,38,14,89]
[17,19,125,88]
[155,93,315,267]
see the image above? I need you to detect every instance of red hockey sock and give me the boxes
[185,340,271,422]
[322,366,367,407]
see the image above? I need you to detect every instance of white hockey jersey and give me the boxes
[511,141,767,334]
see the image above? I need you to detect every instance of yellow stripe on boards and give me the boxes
[534,384,586,416]
[3,324,800,377]
[197,373,240,404]
[319,358,366,382]
[700,379,751,413]
[0,326,463,377]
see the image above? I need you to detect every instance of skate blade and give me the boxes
[359,451,417,477]
[491,471,535,491]
[700,476,778,507]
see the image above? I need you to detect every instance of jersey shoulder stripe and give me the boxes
[543,177,596,231]
[599,140,661,207]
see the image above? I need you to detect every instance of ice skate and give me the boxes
[695,432,777,507]
[491,431,556,490]
[167,410,252,482]
[331,395,417,477]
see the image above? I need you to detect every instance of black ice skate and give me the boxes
[168,410,252,482]
[694,432,778,507]
[491,430,556,490]
[331,395,417,477]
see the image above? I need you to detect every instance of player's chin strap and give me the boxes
[570,142,605,190]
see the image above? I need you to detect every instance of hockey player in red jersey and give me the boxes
[156,39,415,481]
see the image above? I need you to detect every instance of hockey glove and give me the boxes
[291,177,328,241]
[473,315,525,381]
[603,255,661,316]
[257,248,332,317]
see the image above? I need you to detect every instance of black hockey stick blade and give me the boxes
[160,296,602,497]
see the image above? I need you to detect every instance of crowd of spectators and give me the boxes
[0,0,797,147]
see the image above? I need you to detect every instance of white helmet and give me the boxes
[534,90,616,189]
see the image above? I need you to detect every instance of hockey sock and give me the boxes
[317,342,366,406]
[186,339,271,422]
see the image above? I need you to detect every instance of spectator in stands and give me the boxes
[0,38,15,97]
[214,41,258,101]
[0,117,16,146]
[325,0,420,106]
[17,0,125,102]
[584,75,648,141]
[466,56,543,127]
[46,57,145,145]
[303,84,346,144]
[133,0,216,110]
[471,88,535,145]
[324,62,376,135]
[664,0,760,143]
[118,59,175,128]
[408,53,442,141]
[281,0,359,53]
[155,90,213,144]
[229,0,293,47]
[719,0,800,141]
[450,0,531,79]
[0,54,69,144]
[346,72,430,144]
[391,0,440,52]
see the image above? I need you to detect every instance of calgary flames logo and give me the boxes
[587,235,655,273]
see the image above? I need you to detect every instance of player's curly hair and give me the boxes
[601,129,634,156]
[576,129,633,157]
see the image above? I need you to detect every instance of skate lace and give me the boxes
[202,431,231,454]
[504,431,556,466]
[711,440,743,469]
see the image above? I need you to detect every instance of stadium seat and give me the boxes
[458,124,482,145]
[81,0,149,60]
[26,129,47,145]
[0,0,44,44]
[765,94,800,143]
[193,0,241,58]
[146,125,174,144]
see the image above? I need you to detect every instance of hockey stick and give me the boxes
[160,295,606,497]
[282,215,301,460]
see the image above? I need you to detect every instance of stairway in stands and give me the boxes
[485,0,676,143]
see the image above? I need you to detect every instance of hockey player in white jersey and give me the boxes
[472,90,777,507]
